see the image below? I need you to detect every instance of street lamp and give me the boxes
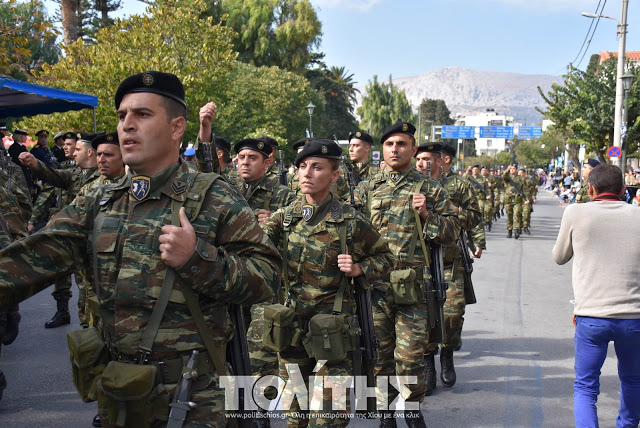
[306,102,316,137]
[621,70,635,169]
[582,1,629,169]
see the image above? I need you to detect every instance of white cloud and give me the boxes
[312,0,382,12]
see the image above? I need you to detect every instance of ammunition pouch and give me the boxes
[263,303,303,352]
[97,361,170,428]
[389,268,424,305]
[303,313,357,363]
[67,327,110,402]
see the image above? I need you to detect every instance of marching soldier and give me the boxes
[354,121,460,428]
[519,169,537,235]
[576,158,600,204]
[465,165,492,231]
[348,130,379,180]
[503,164,526,239]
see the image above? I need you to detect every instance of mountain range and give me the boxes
[378,67,564,126]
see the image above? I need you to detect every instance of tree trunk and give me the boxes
[61,0,78,45]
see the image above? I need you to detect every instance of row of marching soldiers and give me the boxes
[194,99,494,428]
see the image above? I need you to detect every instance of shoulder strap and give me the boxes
[281,206,295,305]
[407,179,426,261]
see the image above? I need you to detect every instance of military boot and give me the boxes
[487,221,492,232]
[404,410,427,428]
[0,370,6,402]
[507,230,512,238]
[425,353,436,396]
[45,299,71,328]
[514,229,521,240]
[440,349,457,387]
[524,226,530,235]
[2,310,21,345]
[92,414,102,427]
[379,411,397,428]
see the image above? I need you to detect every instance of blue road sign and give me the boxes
[442,126,475,139]
[479,126,514,138]
[517,126,543,139]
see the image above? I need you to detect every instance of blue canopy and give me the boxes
[0,77,98,118]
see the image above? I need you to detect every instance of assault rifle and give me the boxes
[459,231,477,305]
[278,150,287,186]
[342,155,377,413]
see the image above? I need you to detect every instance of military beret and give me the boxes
[472,164,480,169]
[76,132,94,143]
[292,137,316,151]
[586,158,600,168]
[441,143,456,157]
[234,138,272,157]
[415,142,442,156]
[481,165,489,170]
[91,132,118,150]
[258,136,278,148]
[13,129,28,136]
[348,130,373,145]
[184,147,196,157]
[380,120,416,144]
[114,71,186,109]
[295,139,343,167]
[62,131,78,140]
[53,131,63,140]
[213,136,231,153]
[35,130,49,137]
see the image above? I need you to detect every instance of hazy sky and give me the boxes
[44,0,639,87]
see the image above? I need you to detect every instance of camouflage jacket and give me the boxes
[576,182,589,203]
[351,160,379,182]
[523,177,538,200]
[465,174,490,199]
[354,168,460,289]
[0,161,280,360]
[0,184,28,242]
[0,160,32,223]
[493,175,506,193]
[237,175,295,218]
[261,193,392,320]
[438,170,483,263]
[503,170,526,201]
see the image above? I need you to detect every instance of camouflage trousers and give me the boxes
[247,303,279,396]
[426,261,466,353]
[505,197,523,230]
[522,202,532,227]
[52,273,73,302]
[372,289,429,405]
[478,199,492,224]
[278,346,352,428]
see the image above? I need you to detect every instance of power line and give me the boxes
[570,0,608,70]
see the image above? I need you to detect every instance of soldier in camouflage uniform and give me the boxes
[20,133,101,327]
[348,130,379,181]
[262,139,392,428]
[287,137,315,197]
[354,122,459,428]
[465,165,492,230]
[576,158,600,204]
[0,71,280,427]
[196,102,240,186]
[260,136,284,183]
[503,164,526,239]
[415,143,482,394]
[519,169,537,235]
[491,169,506,219]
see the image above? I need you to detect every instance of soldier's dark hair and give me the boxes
[588,164,623,195]
[328,158,340,171]
[162,97,187,121]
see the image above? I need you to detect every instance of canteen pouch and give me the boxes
[263,303,303,352]
[97,361,170,428]
[67,327,109,402]
[303,313,357,363]
[390,268,419,305]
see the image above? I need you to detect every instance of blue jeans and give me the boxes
[574,316,640,428]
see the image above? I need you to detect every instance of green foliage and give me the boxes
[221,0,321,73]
[495,151,513,167]
[418,98,454,141]
[0,0,59,80]
[513,138,553,168]
[18,0,237,135]
[357,75,416,141]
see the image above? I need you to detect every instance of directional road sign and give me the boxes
[517,126,543,139]
[442,126,475,139]
[479,126,514,139]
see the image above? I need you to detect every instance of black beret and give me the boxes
[380,120,416,144]
[35,129,49,137]
[292,137,316,151]
[441,143,456,157]
[213,136,231,153]
[586,158,600,168]
[415,142,442,156]
[13,129,28,136]
[53,131,63,140]
[91,132,119,150]
[472,164,480,169]
[481,165,489,170]
[76,132,94,143]
[295,139,343,167]
[258,136,278,148]
[234,138,272,157]
[115,71,186,109]
[62,131,78,141]
[348,130,373,145]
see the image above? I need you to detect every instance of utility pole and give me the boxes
[612,0,630,169]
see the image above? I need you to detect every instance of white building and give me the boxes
[456,109,516,156]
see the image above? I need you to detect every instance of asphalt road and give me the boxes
[0,189,623,427]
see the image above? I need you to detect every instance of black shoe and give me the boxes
[45,300,71,328]
[2,310,21,345]
[524,227,530,235]
[440,349,457,387]
[425,353,436,396]
[515,229,521,240]
[507,230,512,238]
[405,410,427,428]
[497,211,501,219]
[501,209,505,216]
[0,370,6,402]
[487,222,492,232]
[380,411,397,428]
[92,414,102,428]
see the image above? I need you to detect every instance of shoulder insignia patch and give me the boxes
[131,175,151,201]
